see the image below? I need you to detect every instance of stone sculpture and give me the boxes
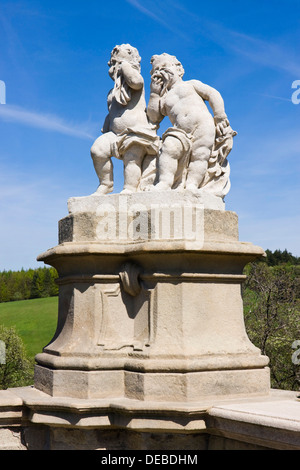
[21,44,271,447]
[90,44,160,194]
[91,46,236,199]
[147,53,237,196]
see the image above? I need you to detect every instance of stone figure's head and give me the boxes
[150,53,184,95]
[108,44,141,79]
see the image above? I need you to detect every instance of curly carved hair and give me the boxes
[109,44,141,69]
[150,53,185,78]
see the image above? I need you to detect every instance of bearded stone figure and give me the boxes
[147,53,237,197]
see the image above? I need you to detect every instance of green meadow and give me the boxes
[0,297,58,360]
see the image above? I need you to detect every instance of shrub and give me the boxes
[0,325,34,389]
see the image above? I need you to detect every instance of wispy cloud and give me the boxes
[0,104,94,140]
[126,0,300,77]
[255,93,292,103]
[126,0,165,25]
[125,0,190,40]
[220,29,300,76]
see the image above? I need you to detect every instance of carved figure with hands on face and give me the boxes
[147,53,236,195]
[90,44,159,194]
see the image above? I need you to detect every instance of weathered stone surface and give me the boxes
[0,428,26,450]
[32,193,269,402]
[89,45,236,199]
[59,192,237,245]
[0,388,299,450]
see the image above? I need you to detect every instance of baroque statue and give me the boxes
[90,45,236,198]
[147,53,237,197]
[90,44,160,194]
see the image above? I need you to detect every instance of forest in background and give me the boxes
[0,266,58,302]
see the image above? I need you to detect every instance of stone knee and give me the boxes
[90,134,112,163]
[122,145,145,193]
[186,145,211,190]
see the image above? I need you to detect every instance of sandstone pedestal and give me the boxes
[5,191,296,450]
[32,192,269,411]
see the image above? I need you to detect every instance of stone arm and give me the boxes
[101,89,113,134]
[120,62,144,90]
[147,92,165,125]
[190,80,229,125]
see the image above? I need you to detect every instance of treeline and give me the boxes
[0,249,298,304]
[0,267,58,303]
[264,249,300,266]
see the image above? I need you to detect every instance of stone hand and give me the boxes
[150,74,164,94]
[214,115,230,136]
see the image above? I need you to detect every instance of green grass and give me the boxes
[0,297,58,359]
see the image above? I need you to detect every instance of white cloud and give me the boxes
[255,93,292,103]
[125,0,190,40]
[0,104,94,140]
[225,30,300,76]
[125,0,164,25]
[126,1,300,77]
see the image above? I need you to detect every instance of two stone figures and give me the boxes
[91,44,237,198]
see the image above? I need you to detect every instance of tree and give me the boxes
[265,249,300,266]
[0,267,58,302]
[30,271,43,299]
[243,262,300,391]
[0,325,33,389]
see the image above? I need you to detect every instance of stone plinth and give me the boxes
[1,388,299,450]
[34,192,270,404]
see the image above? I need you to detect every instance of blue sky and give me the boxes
[0,0,299,271]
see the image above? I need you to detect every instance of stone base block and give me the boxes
[34,364,270,401]
[124,368,270,402]
[34,365,124,399]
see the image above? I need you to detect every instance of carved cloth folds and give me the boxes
[111,126,160,159]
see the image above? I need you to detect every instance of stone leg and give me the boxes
[90,132,115,194]
[154,136,183,190]
[121,144,145,193]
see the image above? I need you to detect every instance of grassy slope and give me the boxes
[0,297,58,359]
